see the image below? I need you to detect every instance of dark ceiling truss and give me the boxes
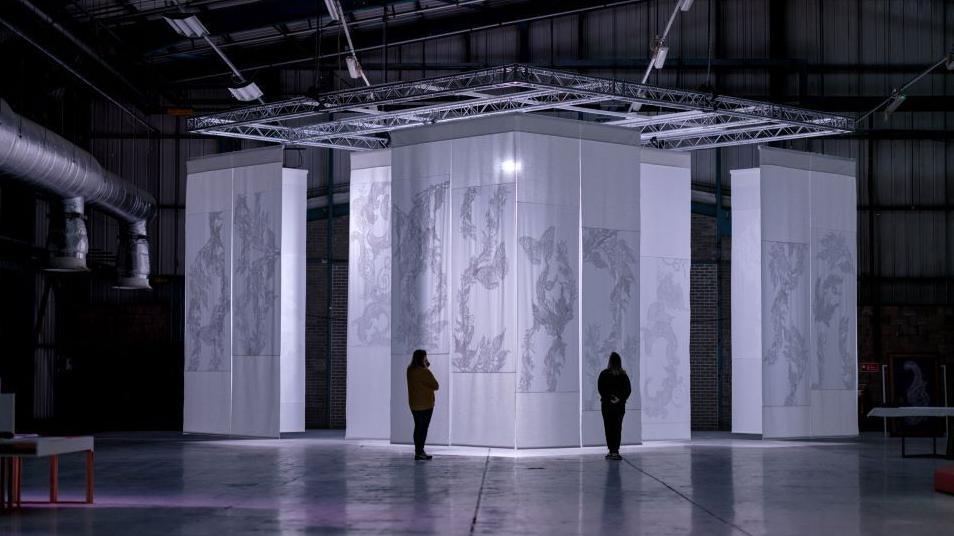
[189,64,853,151]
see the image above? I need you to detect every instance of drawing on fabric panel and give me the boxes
[642,258,688,418]
[764,242,809,406]
[351,182,391,347]
[519,225,577,392]
[392,180,449,352]
[454,185,511,372]
[233,192,280,356]
[186,211,229,372]
[583,228,639,411]
[812,230,854,389]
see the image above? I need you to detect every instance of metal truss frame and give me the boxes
[189,64,854,151]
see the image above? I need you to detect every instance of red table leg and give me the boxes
[49,455,58,503]
[85,451,94,504]
[14,458,21,507]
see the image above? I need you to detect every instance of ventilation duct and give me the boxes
[0,99,156,288]
[46,196,89,271]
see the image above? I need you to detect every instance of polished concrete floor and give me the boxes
[1,431,953,535]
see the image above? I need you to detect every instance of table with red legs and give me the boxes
[0,436,94,509]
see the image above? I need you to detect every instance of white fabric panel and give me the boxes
[730,169,763,434]
[581,140,640,231]
[516,202,580,393]
[762,405,811,438]
[451,184,517,373]
[451,373,516,447]
[516,392,579,448]
[232,163,283,359]
[810,390,858,437]
[392,140,451,183]
[389,354,413,445]
[184,169,233,434]
[391,173,451,356]
[809,164,857,438]
[732,149,857,439]
[183,373,230,435]
[639,257,691,439]
[761,240,811,410]
[760,165,811,243]
[515,132,580,206]
[185,149,306,438]
[280,169,307,433]
[639,164,691,259]
[231,356,280,437]
[346,162,392,440]
[581,229,640,412]
[639,156,690,440]
[451,132,517,188]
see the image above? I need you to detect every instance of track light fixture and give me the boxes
[680,0,695,12]
[346,56,365,80]
[162,15,209,39]
[652,37,669,69]
[882,90,906,120]
[229,81,264,102]
[946,52,954,71]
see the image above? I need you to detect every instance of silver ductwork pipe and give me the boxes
[46,196,90,271]
[0,100,156,288]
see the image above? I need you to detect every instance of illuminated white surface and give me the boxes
[731,147,857,439]
[639,149,691,441]
[184,148,307,437]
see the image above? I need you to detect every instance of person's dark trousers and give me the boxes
[411,408,433,454]
[601,407,625,453]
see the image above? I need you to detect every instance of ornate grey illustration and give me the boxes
[186,211,230,372]
[454,184,512,372]
[902,360,931,426]
[518,225,577,392]
[392,180,450,353]
[812,230,854,390]
[350,181,392,347]
[233,191,281,356]
[642,258,689,418]
[764,241,809,406]
[582,228,639,411]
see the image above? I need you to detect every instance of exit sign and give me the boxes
[860,363,881,373]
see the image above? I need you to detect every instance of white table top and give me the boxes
[867,407,954,418]
[0,436,94,457]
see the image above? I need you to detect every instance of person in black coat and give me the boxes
[598,352,632,460]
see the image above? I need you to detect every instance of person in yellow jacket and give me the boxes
[407,349,439,460]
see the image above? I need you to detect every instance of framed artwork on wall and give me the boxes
[887,353,944,438]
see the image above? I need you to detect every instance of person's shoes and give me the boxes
[414,452,433,460]
[610,453,623,461]
[605,453,614,459]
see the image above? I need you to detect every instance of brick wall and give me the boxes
[306,214,350,429]
[689,213,732,431]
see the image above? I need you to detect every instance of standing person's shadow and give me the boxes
[601,459,624,531]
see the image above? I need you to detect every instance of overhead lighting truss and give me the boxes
[189,64,854,151]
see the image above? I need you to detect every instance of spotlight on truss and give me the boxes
[323,0,341,21]
[229,81,264,102]
[346,56,365,80]
[681,0,695,11]
[652,41,669,69]
[882,90,906,120]
[162,15,209,39]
